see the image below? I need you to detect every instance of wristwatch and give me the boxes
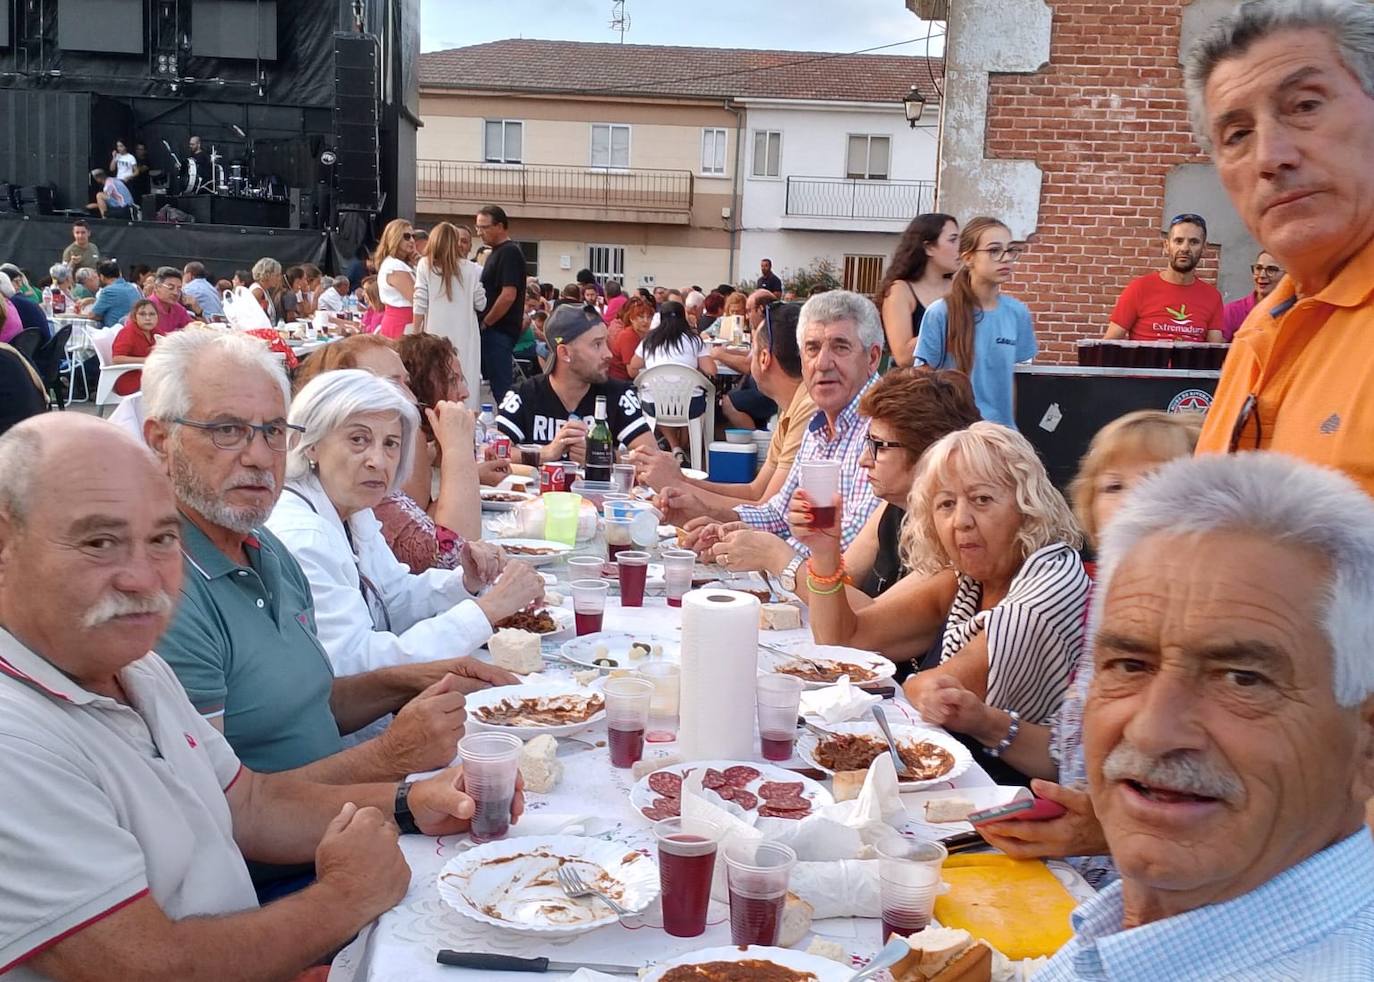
[778,554,804,593]
[393,780,421,835]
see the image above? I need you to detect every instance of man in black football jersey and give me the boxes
[495,304,657,464]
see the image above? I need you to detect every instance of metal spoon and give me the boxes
[872,704,912,778]
[848,937,914,982]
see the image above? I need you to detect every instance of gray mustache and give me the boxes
[82,590,175,628]
[227,469,277,492]
[1102,741,1244,803]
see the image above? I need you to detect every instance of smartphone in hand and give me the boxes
[968,796,1068,825]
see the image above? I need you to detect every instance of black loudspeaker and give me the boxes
[332,33,380,213]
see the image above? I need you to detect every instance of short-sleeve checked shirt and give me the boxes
[736,377,880,554]
[1036,830,1374,981]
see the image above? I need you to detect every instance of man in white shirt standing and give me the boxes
[0,413,521,980]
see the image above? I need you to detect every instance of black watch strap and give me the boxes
[393,780,421,835]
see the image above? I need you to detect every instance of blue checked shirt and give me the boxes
[1036,829,1374,981]
[736,377,879,554]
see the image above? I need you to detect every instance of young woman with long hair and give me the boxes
[914,217,1036,428]
[628,300,716,453]
[877,212,960,367]
[412,221,484,407]
[371,217,417,339]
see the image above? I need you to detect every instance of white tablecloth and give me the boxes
[331,548,995,981]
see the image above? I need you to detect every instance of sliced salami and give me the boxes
[725,788,758,810]
[758,794,809,812]
[641,796,681,820]
[648,771,683,796]
[722,765,761,788]
[759,805,811,819]
[757,781,804,800]
[702,768,727,789]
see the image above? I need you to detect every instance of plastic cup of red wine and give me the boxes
[724,840,797,946]
[798,460,841,530]
[653,816,723,937]
[612,463,636,494]
[662,548,695,608]
[876,835,948,941]
[603,676,653,768]
[756,673,804,761]
[604,515,636,562]
[570,578,608,636]
[616,550,650,607]
[518,444,542,468]
[457,731,523,843]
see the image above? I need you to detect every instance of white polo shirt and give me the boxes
[0,629,258,978]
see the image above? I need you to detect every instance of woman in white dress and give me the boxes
[411,221,486,408]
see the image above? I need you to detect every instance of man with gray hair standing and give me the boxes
[1036,451,1374,979]
[1187,0,1374,497]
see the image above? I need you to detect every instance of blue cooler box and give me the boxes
[708,441,757,483]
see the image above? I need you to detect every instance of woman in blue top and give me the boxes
[914,216,1036,427]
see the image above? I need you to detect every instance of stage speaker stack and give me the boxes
[332,33,381,214]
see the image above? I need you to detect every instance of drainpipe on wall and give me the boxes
[725,98,744,285]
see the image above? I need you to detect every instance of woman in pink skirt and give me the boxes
[372,218,417,339]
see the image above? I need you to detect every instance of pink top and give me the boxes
[0,299,19,344]
[362,307,384,334]
[1221,293,1258,342]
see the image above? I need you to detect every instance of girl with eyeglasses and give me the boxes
[914,216,1036,428]
[372,218,418,339]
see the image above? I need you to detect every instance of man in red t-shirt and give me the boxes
[1105,214,1224,343]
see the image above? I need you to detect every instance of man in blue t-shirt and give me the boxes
[81,259,143,327]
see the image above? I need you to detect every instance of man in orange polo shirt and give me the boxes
[1188,0,1374,498]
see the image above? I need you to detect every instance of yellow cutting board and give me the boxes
[932,854,1078,960]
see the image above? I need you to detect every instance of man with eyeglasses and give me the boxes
[475,204,527,402]
[142,330,516,898]
[148,266,196,334]
[1104,214,1224,343]
[1189,0,1374,501]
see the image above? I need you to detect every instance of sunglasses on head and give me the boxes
[1167,213,1207,236]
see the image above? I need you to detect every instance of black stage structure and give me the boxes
[0,0,419,276]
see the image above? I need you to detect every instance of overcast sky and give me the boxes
[419,0,943,56]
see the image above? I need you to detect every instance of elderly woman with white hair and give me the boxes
[265,369,544,678]
[43,262,77,312]
[798,421,1089,784]
[248,257,284,325]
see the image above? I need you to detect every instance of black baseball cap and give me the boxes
[545,303,603,348]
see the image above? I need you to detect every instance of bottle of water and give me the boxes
[476,402,496,459]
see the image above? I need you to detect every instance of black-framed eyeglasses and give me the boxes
[864,434,908,457]
[1226,393,1262,454]
[173,417,303,452]
[972,244,1025,262]
[1251,264,1283,277]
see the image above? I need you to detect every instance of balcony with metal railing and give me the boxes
[782,176,937,228]
[416,159,695,224]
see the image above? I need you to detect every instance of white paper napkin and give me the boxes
[798,676,882,723]
[497,812,589,838]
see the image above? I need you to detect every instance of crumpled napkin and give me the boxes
[799,675,882,723]
[495,812,589,839]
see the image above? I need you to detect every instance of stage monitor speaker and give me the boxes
[332,33,380,212]
[192,0,278,61]
[59,0,143,54]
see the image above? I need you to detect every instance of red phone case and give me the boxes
[968,796,1068,825]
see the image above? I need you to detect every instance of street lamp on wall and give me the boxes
[903,85,927,128]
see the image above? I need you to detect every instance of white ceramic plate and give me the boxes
[796,721,973,789]
[643,946,853,982]
[437,834,659,936]
[559,631,679,670]
[465,680,606,739]
[898,785,1029,838]
[682,468,708,481]
[630,759,833,824]
[758,643,897,690]
[497,538,573,566]
[494,606,574,638]
[481,488,534,511]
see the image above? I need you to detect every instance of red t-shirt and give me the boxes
[1110,273,1224,342]
[608,328,640,382]
[111,323,157,395]
[152,297,193,335]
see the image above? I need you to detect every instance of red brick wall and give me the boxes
[983,0,1219,364]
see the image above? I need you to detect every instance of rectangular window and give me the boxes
[513,240,540,279]
[588,244,626,284]
[846,134,890,179]
[751,130,781,178]
[843,255,886,295]
[701,128,728,175]
[590,123,631,169]
[483,119,523,164]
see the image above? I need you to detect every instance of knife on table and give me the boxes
[437,951,640,974]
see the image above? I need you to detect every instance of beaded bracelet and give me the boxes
[806,574,846,596]
[805,557,846,587]
[985,710,1021,758]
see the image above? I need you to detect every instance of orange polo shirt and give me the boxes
[1196,235,1374,497]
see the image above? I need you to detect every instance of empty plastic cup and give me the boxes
[877,836,947,940]
[567,556,608,579]
[457,731,523,843]
[543,492,582,546]
[637,659,680,740]
[612,463,636,494]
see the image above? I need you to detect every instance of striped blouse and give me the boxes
[938,542,1091,724]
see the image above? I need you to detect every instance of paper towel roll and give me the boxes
[678,588,760,761]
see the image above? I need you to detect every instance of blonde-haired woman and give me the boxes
[798,421,1088,785]
[373,218,417,339]
[249,257,284,324]
[412,221,486,408]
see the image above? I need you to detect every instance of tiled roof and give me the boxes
[419,39,942,105]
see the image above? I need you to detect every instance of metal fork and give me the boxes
[556,864,630,916]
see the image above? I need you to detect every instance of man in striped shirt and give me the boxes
[662,290,881,557]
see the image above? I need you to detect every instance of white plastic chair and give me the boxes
[62,317,99,405]
[90,327,143,416]
[634,364,716,471]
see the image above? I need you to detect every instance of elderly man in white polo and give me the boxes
[0,414,522,981]
[1036,452,1374,980]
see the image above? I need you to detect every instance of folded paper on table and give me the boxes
[799,676,882,723]
[677,589,760,761]
[933,854,1077,960]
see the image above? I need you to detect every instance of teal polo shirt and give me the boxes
[157,515,345,773]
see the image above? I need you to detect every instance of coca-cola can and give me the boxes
[541,462,566,493]
[489,436,511,460]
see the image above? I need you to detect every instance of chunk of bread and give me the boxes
[777,892,814,948]
[632,753,684,780]
[517,734,562,793]
[923,796,977,823]
[831,769,868,803]
[759,601,802,631]
[488,628,543,674]
[889,926,976,982]
[805,937,848,965]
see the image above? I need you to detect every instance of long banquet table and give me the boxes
[329,538,998,982]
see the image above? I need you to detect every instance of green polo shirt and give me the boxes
[157,516,344,774]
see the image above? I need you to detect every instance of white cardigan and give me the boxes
[412,257,487,410]
[264,477,493,678]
